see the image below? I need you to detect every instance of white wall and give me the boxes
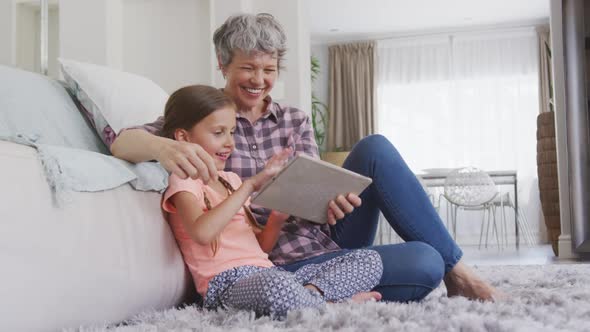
[59,0,212,93]
[105,0,123,70]
[249,0,311,112]
[7,0,311,110]
[15,5,59,78]
[122,0,211,93]
[46,7,60,78]
[0,0,15,66]
[0,1,60,78]
[15,3,36,73]
[59,0,111,66]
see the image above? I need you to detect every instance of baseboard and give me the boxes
[557,234,578,259]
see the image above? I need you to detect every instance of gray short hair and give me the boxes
[213,13,287,70]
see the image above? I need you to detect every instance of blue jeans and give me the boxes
[282,135,463,302]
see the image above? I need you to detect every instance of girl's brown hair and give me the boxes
[161,85,235,140]
[161,85,264,255]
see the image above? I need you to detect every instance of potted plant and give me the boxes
[310,55,328,152]
[311,55,351,166]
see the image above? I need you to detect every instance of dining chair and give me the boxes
[443,167,502,249]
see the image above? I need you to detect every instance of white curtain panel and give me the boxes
[376,28,544,245]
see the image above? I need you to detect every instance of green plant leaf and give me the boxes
[310,55,329,151]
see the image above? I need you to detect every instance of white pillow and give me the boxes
[58,58,168,146]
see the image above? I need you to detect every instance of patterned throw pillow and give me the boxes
[58,58,169,148]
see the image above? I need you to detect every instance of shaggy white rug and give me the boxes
[75,264,590,332]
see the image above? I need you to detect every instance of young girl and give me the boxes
[160,85,383,319]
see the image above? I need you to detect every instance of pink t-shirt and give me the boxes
[162,171,273,296]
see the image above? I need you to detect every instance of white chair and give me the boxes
[443,167,502,249]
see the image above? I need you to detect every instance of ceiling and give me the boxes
[307,0,550,43]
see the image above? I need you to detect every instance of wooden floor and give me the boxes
[461,244,568,266]
[374,217,589,266]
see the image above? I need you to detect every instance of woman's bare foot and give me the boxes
[350,291,382,303]
[444,260,505,301]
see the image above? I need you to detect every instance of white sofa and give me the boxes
[0,65,192,331]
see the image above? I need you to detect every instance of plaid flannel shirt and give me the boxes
[112,96,340,265]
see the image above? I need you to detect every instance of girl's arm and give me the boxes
[171,180,256,246]
[172,149,292,246]
[249,149,293,252]
[256,210,289,253]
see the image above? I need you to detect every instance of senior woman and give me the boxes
[110,13,501,302]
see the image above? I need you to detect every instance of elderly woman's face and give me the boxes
[222,49,278,111]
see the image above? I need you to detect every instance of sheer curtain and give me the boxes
[376,28,544,244]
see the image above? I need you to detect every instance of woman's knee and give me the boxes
[372,242,445,302]
[406,242,445,287]
[376,242,445,289]
[352,134,394,154]
[347,134,404,167]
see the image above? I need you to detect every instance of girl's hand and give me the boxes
[247,148,292,192]
[327,193,362,225]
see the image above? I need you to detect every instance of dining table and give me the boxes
[416,168,520,249]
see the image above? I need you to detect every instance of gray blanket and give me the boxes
[2,134,168,205]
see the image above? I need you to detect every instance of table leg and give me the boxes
[514,175,519,250]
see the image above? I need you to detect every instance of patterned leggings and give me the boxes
[204,249,383,319]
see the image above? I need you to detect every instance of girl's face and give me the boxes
[221,49,279,111]
[182,106,237,170]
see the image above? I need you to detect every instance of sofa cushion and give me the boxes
[0,65,107,153]
[0,65,168,197]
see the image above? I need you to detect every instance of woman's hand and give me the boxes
[156,139,218,183]
[246,148,292,192]
[327,193,362,225]
[110,129,218,183]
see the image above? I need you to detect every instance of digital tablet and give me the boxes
[250,154,372,224]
